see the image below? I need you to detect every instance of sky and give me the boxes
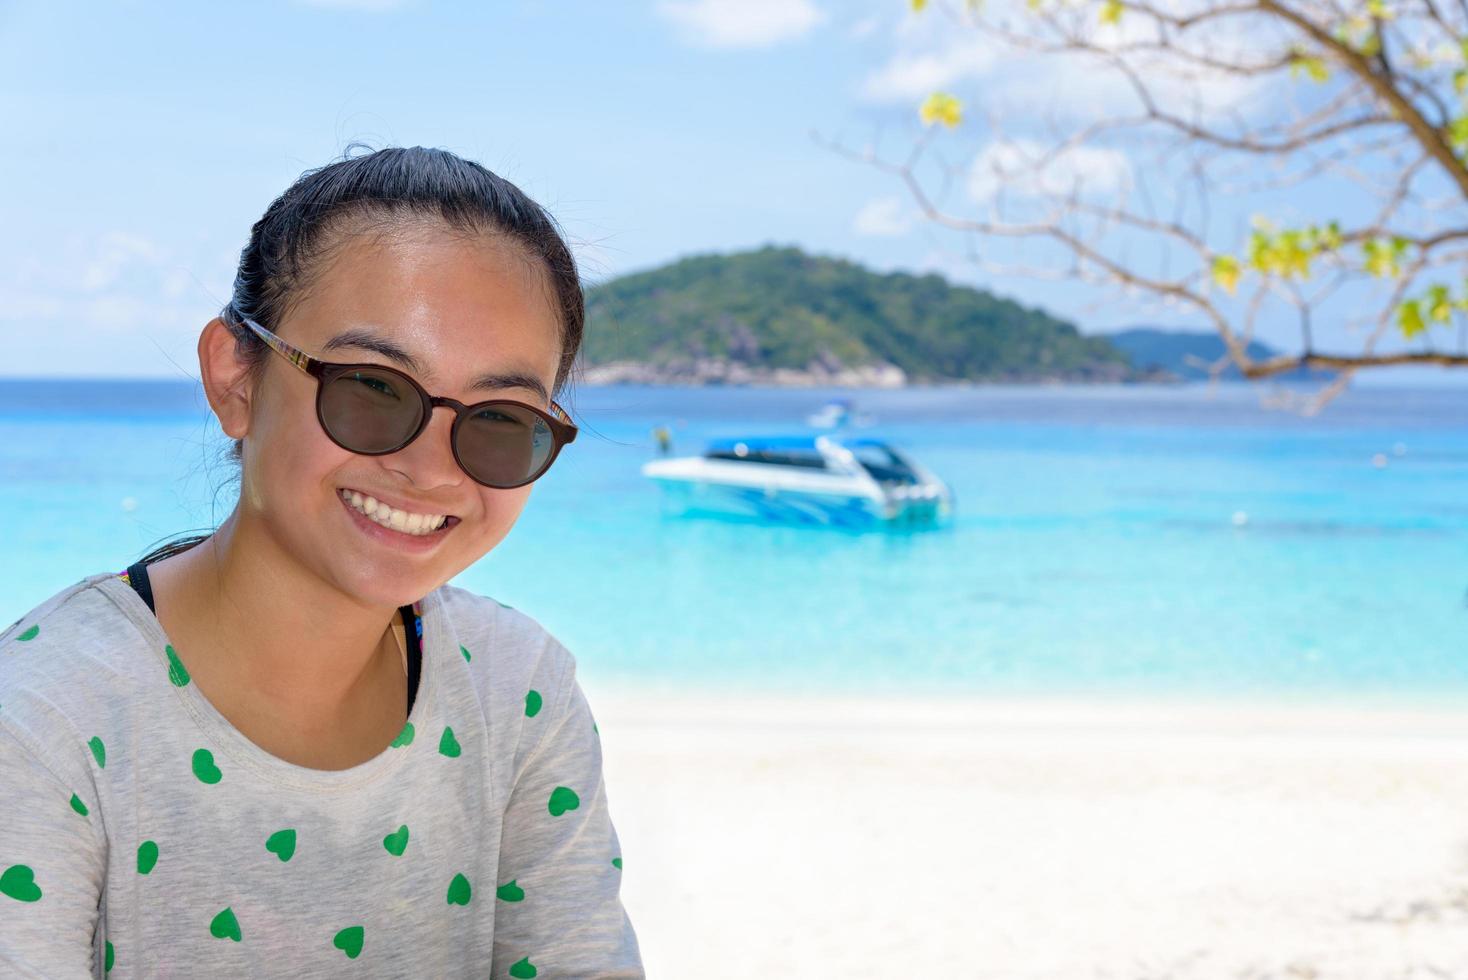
[0,0,1458,384]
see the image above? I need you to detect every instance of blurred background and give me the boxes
[5,0,1468,975]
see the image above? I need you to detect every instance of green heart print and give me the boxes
[265,829,296,862]
[509,955,538,978]
[524,689,542,717]
[390,722,414,748]
[0,864,42,902]
[210,907,242,942]
[137,841,159,875]
[333,925,365,959]
[612,857,622,870]
[16,624,38,642]
[547,786,580,816]
[446,873,472,905]
[69,793,89,817]
[383,824,409,856]
[165,644,190,687]
[438,726,461,758]
[88,736,106,768]
[496,879,525,902]
[192,749,222,784]
[460,644,472,663]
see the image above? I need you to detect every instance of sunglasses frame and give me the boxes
[234,314,578,489]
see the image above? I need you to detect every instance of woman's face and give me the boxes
[235,222,565,610]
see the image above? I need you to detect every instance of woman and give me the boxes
[0,146,644,978]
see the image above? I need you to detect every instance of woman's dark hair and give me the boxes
[138,144,585,565]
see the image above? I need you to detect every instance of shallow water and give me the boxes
[2,379,1463,700]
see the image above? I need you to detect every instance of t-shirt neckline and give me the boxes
[93,572,445,793]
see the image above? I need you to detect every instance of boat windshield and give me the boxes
[705,447,830,470]
[851,444,920,485]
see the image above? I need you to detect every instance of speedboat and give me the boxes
[641,434,954,528]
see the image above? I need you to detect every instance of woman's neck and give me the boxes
[146,509,409,769]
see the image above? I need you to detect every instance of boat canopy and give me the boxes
[702,435,920,484]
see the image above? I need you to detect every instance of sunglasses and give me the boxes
[235,315,577,489]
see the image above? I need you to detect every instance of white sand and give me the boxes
[589,686,1468,979]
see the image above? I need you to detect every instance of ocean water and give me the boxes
[2,378,1464,702]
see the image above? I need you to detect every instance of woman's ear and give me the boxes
[198,318,255,440]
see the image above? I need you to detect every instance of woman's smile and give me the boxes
[337,486,460,550]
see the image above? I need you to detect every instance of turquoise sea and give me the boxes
[2,379,1464,703]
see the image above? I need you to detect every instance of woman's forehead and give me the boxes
[318,322,554,405]
[292,229,562,392]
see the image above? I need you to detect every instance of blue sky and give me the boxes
[0,0,1454,384]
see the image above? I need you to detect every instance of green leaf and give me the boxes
[1363,238,1404,278]
[1397,299,1426,338]
[1247,229,1272,271]
[1450,116,1468,150]
[1288,52,1330,82]
[1277,229,1311,278]
[919,92,963,128]
[1427,284,1453,323]
[1211,255,1241,294]
[1317,221,1343,251]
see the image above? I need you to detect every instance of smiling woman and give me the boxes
[0,146,644,978]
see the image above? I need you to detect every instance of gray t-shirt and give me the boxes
[0,571,643,978]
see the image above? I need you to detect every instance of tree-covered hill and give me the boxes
[579,245,1141,385]
[1105,327,1336,381]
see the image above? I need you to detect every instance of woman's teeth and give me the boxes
[340,489,448,536]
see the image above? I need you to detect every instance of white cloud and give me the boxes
[163,267,193,299]
[5,294,65,320]
[81,232,165,293]
[852,196,913,237]
[858,0,1273,119]
[657,0,824,48]
[81,294,155,331]
[0,230,227,374]
[860,36,994,103]
[967,138,1133,203]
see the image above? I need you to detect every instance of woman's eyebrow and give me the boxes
[322,328,550,403]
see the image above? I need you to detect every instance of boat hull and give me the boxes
[646,476,950,529]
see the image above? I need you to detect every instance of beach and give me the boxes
[594,689,1468,978]
[7,380,1467,975]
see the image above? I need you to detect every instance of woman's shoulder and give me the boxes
[430,583,581,725]
[0,571,149,793]
[1,572,148,687]
[1,571,119,640]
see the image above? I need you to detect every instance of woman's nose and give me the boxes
[389,402,465,487]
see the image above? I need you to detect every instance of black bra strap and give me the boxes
[125,561,156,614]
[403,605,422,716]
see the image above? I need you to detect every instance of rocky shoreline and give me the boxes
[578,358,1173,387]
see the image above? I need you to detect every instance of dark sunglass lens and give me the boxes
[456,404,555,487]
[320,369,423,452]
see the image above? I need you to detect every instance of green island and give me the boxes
[579,245,1275,387]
